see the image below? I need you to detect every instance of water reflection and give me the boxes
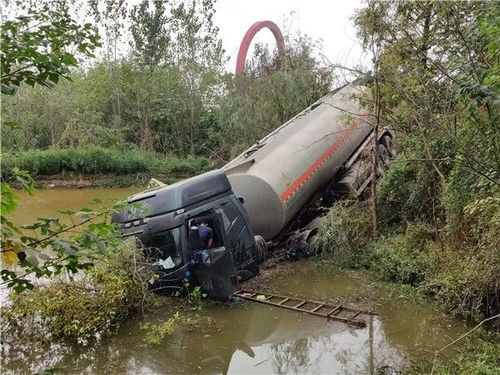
[2,262,468,375]
[2,302,404,374]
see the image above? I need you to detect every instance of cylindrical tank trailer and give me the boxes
[223,84,373,241]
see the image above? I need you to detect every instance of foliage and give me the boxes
[140,311,220,346]
[1,239,154,340]
[216,35,333,158]
[130,0,170,67]
[316,0,500,324]
[1,23,332,160]
[139,312,218,346]
[187,285,206,310]
[1,147,214,179]
[140,312,181,346]
[313,200,372,266]
[0,189,132,293]
[358,224,433,286]
[0,2,100,95]
[433,330,500,375]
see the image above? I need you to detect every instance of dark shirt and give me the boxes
[198,226,213,249]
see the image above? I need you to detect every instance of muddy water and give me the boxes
[10,188,139,226]
[4,265,468,374]
[4,189,469,374]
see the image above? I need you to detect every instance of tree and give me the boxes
[217,30,333,158]
[1,3,100,95]
[168,0,225,153]
[353,1,499,270]
[0,2,123,293]
[130,0,170,67]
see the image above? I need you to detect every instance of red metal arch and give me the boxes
[235,20,285,75]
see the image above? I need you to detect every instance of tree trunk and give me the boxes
[371,45,381,238]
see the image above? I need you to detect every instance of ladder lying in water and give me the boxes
[233,289,376,328]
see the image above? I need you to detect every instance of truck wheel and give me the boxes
[381,135,395,157]
[254,235,268,263]
[377,144,390,168]
[377,144,390,177]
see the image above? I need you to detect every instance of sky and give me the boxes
[214,0,369,73]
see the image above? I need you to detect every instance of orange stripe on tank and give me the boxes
[279,110,371,201]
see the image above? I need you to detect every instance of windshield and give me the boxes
[143,227,183,269]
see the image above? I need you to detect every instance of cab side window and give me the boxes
[191,215,224,249]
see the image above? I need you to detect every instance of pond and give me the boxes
[10,187,139,227]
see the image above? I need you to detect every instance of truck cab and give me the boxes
[111,170,260,300]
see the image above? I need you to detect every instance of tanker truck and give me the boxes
[112,83,394,299]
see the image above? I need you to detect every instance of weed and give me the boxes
[1,240,155,340]
[1,147,215,180]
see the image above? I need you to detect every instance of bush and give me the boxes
[377,157,442,231]
[434,329,500,375]
[316,193,498,321]
[313,200,372,266]
[1,240,154,340]
[1,147,215,180]
[360,224,433,286]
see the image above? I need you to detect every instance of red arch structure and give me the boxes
[235,20,285,75]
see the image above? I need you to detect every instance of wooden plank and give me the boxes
[311,304,324,312]
[278,298,289,305]
[327,305,342,317]
[349,311,362,320]
[294,301,307,309]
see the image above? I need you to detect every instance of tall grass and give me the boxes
[1,147,215,179]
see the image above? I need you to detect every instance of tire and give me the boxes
[377,144,390,167]
[381,135,396,157]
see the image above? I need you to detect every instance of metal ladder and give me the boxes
[233,289,376,328]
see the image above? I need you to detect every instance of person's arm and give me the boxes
[207,227,214,248]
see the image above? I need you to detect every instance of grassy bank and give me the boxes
[1,147,216,186]
[313,171,499,373]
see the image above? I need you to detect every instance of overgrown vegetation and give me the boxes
[433,330,500,375]
[1,239,154,340]
[1,147,214,180]
[1,2,331,162]
[314,1,499,371]
[140,311,219,346]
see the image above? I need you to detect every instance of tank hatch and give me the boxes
[112,170,230,223]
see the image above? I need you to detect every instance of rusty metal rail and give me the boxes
[233,289,376,328]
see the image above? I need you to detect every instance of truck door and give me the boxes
[216,200,259,276]
[188,213,238,300]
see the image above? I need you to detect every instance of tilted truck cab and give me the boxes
[111,170,260,300]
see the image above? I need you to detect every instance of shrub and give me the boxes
[1,147,215,180]
[362,228,432,286]
[434,329,500,375]
[1,240,154,340]
[377,157,442,231]
[313,200,372,266]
